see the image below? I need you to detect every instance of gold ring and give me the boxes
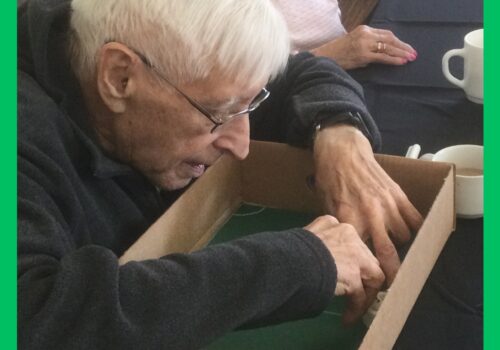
[376,41,385,53]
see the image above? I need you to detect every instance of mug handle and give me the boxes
[442,48,466,88]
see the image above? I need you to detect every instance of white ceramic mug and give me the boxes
[442,28,483,104]
[406,144,483,219]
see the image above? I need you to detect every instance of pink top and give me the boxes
[272,0,346,52]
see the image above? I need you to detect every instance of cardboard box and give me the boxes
[120,141,455,350]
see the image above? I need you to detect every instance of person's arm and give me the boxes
[18,173,336,350]
[251,53,423,286]
[250,52,381,149]
[19,171,384,349]
[312,124,423,285]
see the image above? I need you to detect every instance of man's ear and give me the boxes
[96,42,140,113]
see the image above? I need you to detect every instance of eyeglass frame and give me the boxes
[128,48,270,133]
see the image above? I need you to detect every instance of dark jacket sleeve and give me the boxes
[18,76,337,350]
[18,193,335,349]
[250,52,382,151]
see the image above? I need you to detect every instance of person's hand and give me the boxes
[312,25,417,70]
[304,214,384,325]
[312,125,423,285]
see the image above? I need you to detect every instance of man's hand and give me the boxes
[313,125,423,285]
[305,215,385,325]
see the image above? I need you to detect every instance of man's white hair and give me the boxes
[69,0,290,85]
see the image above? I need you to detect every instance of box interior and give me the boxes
[119,141,455,350]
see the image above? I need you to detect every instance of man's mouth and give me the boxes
[186,162,206,178]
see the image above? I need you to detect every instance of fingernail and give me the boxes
[407,53,417,61]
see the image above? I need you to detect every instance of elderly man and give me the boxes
[18,0,422,348]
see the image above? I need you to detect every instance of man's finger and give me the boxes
[304,215,339,231]
[387,201,412,245]
[370,217,401,286]
[400,200,424,233]
[343,245,385,324]
[359,252,385,311]
[342,278,367,325]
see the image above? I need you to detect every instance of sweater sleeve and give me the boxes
[18,189,335,349]
[250,52,382,151]
[18,144,336,350]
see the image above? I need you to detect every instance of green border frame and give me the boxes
[1,1,16,349]
[6,0,494,349]
[484,0,497,349]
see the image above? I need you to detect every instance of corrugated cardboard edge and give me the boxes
[119,155,242,264]
[359,166,455,350]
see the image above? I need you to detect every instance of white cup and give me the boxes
[442,28,483,104]
[406,144,483,219]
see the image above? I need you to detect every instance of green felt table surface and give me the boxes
[206,204,366,350]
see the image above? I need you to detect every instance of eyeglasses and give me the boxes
[133,50,270,133]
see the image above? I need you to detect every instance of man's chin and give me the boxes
[153,176,194,192]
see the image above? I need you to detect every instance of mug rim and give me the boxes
[465,28,483,49]
[433,144,483,177]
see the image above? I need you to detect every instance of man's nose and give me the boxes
[212,115,250,160]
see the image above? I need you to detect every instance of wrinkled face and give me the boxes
[111,66,265,190]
